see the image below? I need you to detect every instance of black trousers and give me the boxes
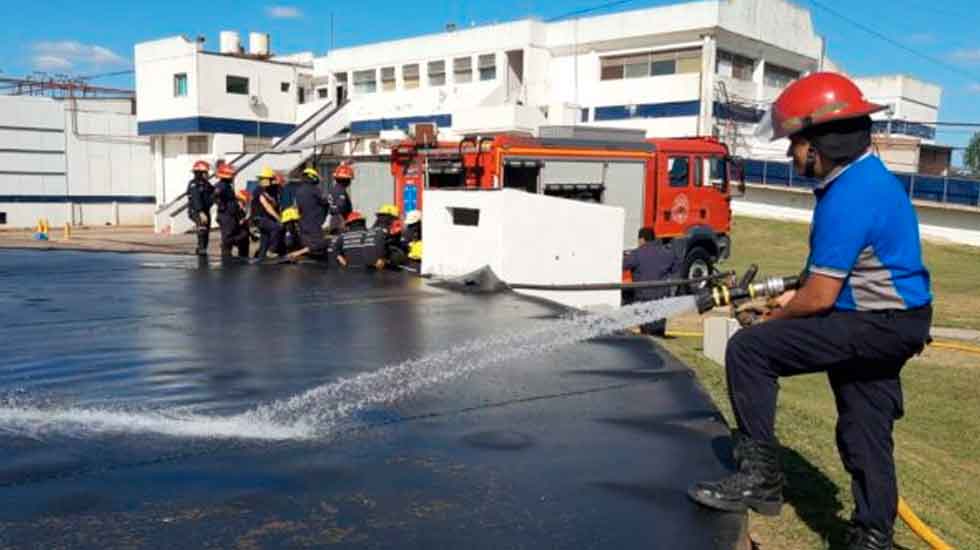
[191,211,210,252]
[622,290,669,336]
[217,214,249,258]
[299,228,330,257]
[725,306,931,535]
[254,218,283,259]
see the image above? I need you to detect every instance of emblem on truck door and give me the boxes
[670,194,690,225]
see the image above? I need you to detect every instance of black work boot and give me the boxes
[688,436,784,516]
[845,523,892,550]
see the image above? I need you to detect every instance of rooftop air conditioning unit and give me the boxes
[410,122,437,147]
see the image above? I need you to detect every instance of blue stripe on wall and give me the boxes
[350,114,452,134]
[0,195,156,204]
[138,117,296,137]
[593,101,700,122]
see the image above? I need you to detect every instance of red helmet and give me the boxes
[345,211,364,223]
[768,72,886,141]
[216,164,236,179]
[192,160,211,173]
[333,163,354,181]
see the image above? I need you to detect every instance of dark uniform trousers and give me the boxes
[217,212,249,258]
[726,306,931,535]
[254,217,283,259]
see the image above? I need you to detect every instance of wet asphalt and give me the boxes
[0,250,744,549]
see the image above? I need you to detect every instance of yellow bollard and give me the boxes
[63,222,71,241]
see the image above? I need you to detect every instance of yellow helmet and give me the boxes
[281,207,300,223]
[302,167,320,180]
[377,204,400,217]
[408,240,423,261]
[258,166,275,180]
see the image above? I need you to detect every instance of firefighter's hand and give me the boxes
[198,213,208,225]
[374,258,386,270]
[770,290,796,309]
[735,304,770,328]
[337,256,348,268]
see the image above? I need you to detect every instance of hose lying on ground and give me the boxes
[899,497,954,550]
[506,271,735,292]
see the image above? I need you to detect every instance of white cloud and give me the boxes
[33,55,73,71]
[31,40,126,71]
[949,48,980,64]
[266,5,303,18]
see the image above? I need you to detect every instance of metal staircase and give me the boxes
[154,99,353,234]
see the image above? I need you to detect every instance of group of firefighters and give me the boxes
[184,161,423,270]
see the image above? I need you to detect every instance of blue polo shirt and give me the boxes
[806,153,931,311]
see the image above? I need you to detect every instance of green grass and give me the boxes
[726,216,980,330]
[663,338,980,550]
[663,216,980,549]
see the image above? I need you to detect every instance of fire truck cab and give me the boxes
[390,126,742,283]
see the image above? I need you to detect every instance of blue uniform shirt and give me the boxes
[806,153,931,311]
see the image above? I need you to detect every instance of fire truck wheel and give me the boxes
[682,247,714,293]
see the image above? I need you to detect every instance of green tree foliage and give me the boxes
[965,131,980,176]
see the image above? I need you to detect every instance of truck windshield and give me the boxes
[708,157,728,191]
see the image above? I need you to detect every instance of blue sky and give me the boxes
[1,0,977,163]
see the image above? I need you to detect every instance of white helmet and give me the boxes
[405,210,422,225]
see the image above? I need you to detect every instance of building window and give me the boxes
[381,67,396,91]
[403,63,420,89]
[317,87,329,99]
[763,63,799,89]
[453,57,472,84]
[244,136,273,154]
[226,75,249,95]
[187,135,209,155]
[668,157,689,187]
[298,87,306,104]
[428,60,446,87]
[600,48,701,81]
[280,82,290,93]
[353,69,377,94]
[478,54,497,81]
[716,50,755,81]
[173,73,188,97]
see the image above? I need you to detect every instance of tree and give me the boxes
[965,131,980,176]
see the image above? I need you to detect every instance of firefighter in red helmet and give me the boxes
[327,162,355,234]
[187,160,215,256]
[688,73,932,550]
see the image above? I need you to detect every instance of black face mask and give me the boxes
[803,146,818,179]
[802,115,873,167]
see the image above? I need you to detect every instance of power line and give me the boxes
[77,69,135,81]
[806,0,980,82]
[545,0,641,22]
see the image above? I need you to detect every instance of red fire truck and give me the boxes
[389,126,743,282]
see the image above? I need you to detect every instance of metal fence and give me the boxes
[743,159,980,208]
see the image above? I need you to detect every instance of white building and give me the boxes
[136,0,946,230]
[0,95,153,229]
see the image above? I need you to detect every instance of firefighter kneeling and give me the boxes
[335,212,389,270]
[688,73,932,550]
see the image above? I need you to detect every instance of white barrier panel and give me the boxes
[422,189,625,310]
[734,184,980,247]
